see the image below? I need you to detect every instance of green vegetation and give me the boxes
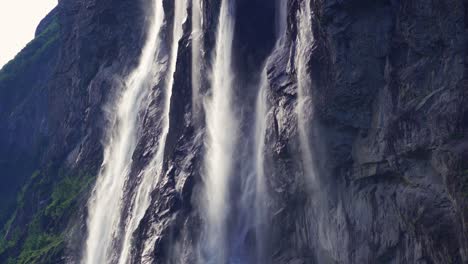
[0,210,20,258]
[0,12,89,263]
[15,170,40,210]
[0,216,62,263]
[0,226,20,256]
[0,15,59,83]
[17,234,63,264]
[0,169,95,263]
[45,173,95,219]
[16,216,64,264]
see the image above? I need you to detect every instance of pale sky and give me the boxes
[0,0,57,68]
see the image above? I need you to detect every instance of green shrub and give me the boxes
[45,173,95,219]
[0,169,95,262]
[0,226,20,255]
[16,217,64,264]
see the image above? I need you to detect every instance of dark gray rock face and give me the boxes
[255,0,468,263]
[0,0,148,261]
[308,0,468,262]
[1,0,467,263]
[0,10,63,236]
[127,0,467,263]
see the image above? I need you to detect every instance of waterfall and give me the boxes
[126,1,187,262]
[252,69,270,263]
[81,1,165,263]
[295,0,336,261]
[251,1,288,261]
[276,0,287,38]
[191,0,203,119]
[295,0,318,192]
[201,0,237,262]
[199,0,288,261]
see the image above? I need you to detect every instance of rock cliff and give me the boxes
[0,0,466,263]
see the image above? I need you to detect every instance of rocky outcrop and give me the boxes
[128,0,467,263]
[0,0,466,263]
[0,8,60,226]
[250,0,468,263]
[0,0,149,262]
[312,0,467,262]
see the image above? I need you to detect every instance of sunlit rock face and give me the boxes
[0,0,467,263]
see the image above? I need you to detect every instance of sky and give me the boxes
[0,0,57,68]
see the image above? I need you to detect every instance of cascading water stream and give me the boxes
[116,2,185,262]
[276,0,287,38]
[250,1,288,261]
[199,0,288,261]
[81,0,165,263]
[201,0,237,262]
[296,0,317,188]
[132,1,187,262]
[191,0,203,119]
[82,1,329,263]
[252,70,270,263]
[295,0,335,260]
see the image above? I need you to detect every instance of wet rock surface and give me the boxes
[1,0,467,263]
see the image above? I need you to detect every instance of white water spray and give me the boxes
[127,1,187,262]
[276,0,287,38]
[295,0,318,188]
[202,0,237,262]
[251,1,288,261]
[253,69,270,262]
[191,0,203,118]
[295,0,336,260]
[82,1,165,263]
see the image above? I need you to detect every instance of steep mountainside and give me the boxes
[0,0,466,263]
